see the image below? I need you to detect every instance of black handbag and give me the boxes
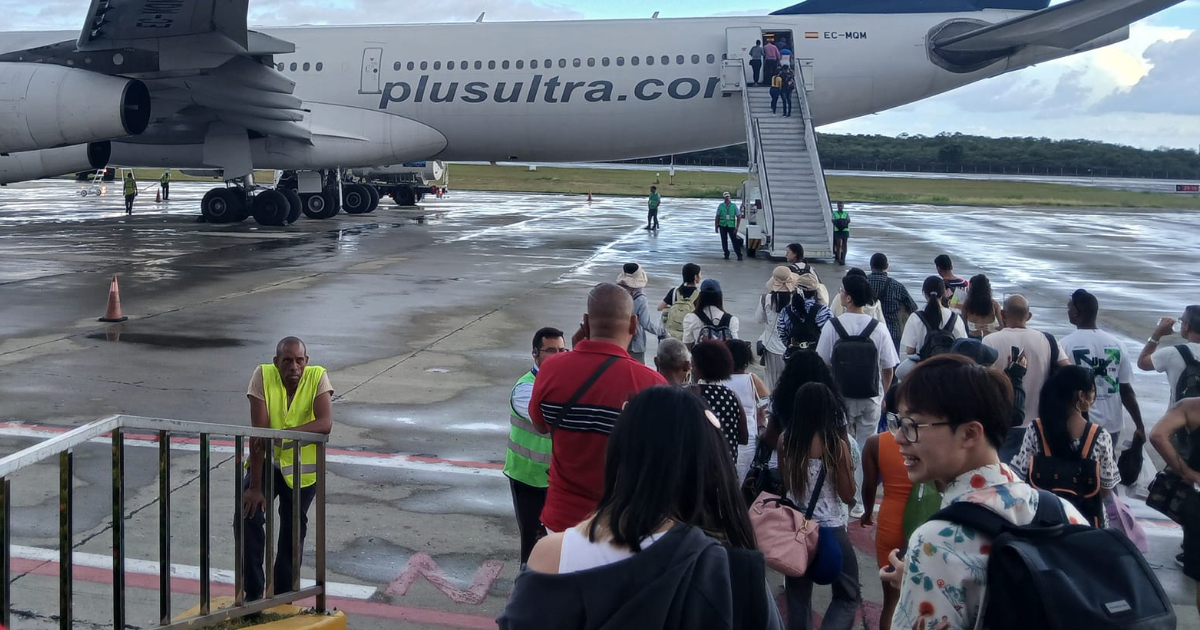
[1146,470,1194,524]
[1117,434,1145,487]
[741,439,783,506]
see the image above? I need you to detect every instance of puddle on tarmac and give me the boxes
[86,331,245,349]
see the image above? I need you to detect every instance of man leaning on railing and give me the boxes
[241,336,334,601]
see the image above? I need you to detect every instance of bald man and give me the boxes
[982,295,1069,462]
[241,337,334,601]
[529,283,667,532]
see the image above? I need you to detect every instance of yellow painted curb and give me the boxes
[177,597,347,629]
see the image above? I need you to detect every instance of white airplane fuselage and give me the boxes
[0,10,1107,164]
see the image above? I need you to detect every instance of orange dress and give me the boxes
[875,431,913,567]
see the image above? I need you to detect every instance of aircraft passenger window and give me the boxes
[676,55,684,65]
[545,59,552,68]
[531,59,539,69]
[448,61,456,70]
[420,61,428,70]
[646,56,654,66]
[516,60,524,69]
[721,53,728,60]
[616,57,624,66]
[573,58,581,68]
[691,54,700,64]
[706,54,715,64]
[488,60,495,70]
[434,61,442,70]
[290,62,297,71]
[631,57,639,66]
[502,60,510,69]
[602,57,610,67]
[277,63,284,71]
[476,61,483,70]
[461,60,468,69]
[662,56,670,65]
[303,62,310,71]
[393,62,401,71]
[316,62,323,71]
[408,61,415,71]
[587,58,595,67]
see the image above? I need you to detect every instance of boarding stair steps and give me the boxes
[743,72,833,259]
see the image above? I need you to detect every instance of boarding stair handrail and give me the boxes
[739,63,774,249]
[0,414,331,629]
[789,59,835,252]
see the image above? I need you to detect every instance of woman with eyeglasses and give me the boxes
[777,383,859,630]
[499,386,782,630]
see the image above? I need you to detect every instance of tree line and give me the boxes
[622,133,1200,180]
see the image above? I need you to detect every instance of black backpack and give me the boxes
[1026,419,1104,527]
[784,300,822,358]
[829,318,881,399]
[696,310,735,343]
[934,490,1175,630]
[1175,345,1200,402]
[916,311,957,361]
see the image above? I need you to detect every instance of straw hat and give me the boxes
[766,266,798,293]
[616,262,648,289]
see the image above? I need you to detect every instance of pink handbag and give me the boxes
[748,466,825,577]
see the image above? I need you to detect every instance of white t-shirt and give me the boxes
[683,306,740,344]
[1060,329,1132,435]
[900,307,969,354]
[983,327,1068,426]
[1151,341,1200,401]
[817,312,900,404]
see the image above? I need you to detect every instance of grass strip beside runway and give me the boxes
[447,164,1200,209]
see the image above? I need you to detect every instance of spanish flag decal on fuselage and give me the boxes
[805,31,819,39]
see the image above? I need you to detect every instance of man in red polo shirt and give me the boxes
[530,283,667,532]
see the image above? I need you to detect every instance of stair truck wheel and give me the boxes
[251,190,289,226]
[283,189,303,224]
[301,192,328,219]
[343,184,372,214]
[200,188,241,224]
[364,184,380,213]
[392,185,416,207]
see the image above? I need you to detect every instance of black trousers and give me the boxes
[124,194,135,214]
[764,59,779,84]
[750,59,762,84]
[161,183,169,200]
[781,91,793,117]
[647,207,659,228]
[719,226,743,258]
[240,465,317,601]
[508,477,547,566]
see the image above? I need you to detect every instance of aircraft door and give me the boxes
[360,47,383,94]
[798,58,815,91]
[724,27,762,91]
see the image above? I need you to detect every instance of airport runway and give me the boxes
[0,180,1196,628]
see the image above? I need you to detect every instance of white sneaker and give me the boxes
[850,504,865,519]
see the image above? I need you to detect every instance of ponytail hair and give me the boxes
[1037,366,1095,460]
[921,275,946,329]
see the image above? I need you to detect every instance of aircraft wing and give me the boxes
[933,0,1185,53]
[78,0,251,53]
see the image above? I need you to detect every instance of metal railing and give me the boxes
[789,58,835,255]
[0,414,330,629]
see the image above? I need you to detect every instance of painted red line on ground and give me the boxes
[0,422,503,471]
[10,557,498,630]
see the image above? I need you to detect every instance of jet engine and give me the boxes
[0,62,151,154]
[0,141,110,185]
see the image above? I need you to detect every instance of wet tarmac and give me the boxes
[0,180,1197,628]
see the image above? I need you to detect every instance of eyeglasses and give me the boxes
[537,347,568,354]
[886,412,952,443]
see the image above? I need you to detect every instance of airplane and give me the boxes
[0,0,1184,225]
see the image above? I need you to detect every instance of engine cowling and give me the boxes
[0,62,151,154]
[0,142,110,185]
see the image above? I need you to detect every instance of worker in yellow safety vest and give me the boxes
[159,171,171,201]
[242,336,333,601]
[123,172,137,215]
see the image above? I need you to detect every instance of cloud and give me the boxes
[1093,30,1200,115]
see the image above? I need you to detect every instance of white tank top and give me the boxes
[724,374,758,428]
[557,526,665,574]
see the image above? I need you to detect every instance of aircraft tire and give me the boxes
[252,190,289,226]
[282,189,303,224]
[364,184,380,213]
[343,184,372,214]
[321,190,341,218]
[301,192,328,219]
[200,188,241,224]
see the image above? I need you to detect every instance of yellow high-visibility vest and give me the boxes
[260,364,325,488]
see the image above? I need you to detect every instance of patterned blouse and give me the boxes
[694,383,744,463]
[892,463,1087,630]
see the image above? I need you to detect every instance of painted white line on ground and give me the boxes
[8,544,377,599]
[0,424,505,478]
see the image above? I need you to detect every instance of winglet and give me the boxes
[476,12,485,22]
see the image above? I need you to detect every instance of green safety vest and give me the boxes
[504,370,551,488]
[648,192,660,210]
[161,172,170,184]
[832,209,850,233]
[261,364,325,488]
[124,179,136,195]
[717,202,738,227]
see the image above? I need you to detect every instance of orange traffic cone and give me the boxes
[587,191,593,203]
[155,187,162,203]
[99,275,128,322]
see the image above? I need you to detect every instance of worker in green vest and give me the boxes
[122,172,137,215]
[715,191,743,261]
[506,327,565,567]
[646,185,661,231]
[242,336,334,601]
[831,201,851,265]
[160,171,171,201]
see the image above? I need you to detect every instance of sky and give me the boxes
[7,0,1198,150]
